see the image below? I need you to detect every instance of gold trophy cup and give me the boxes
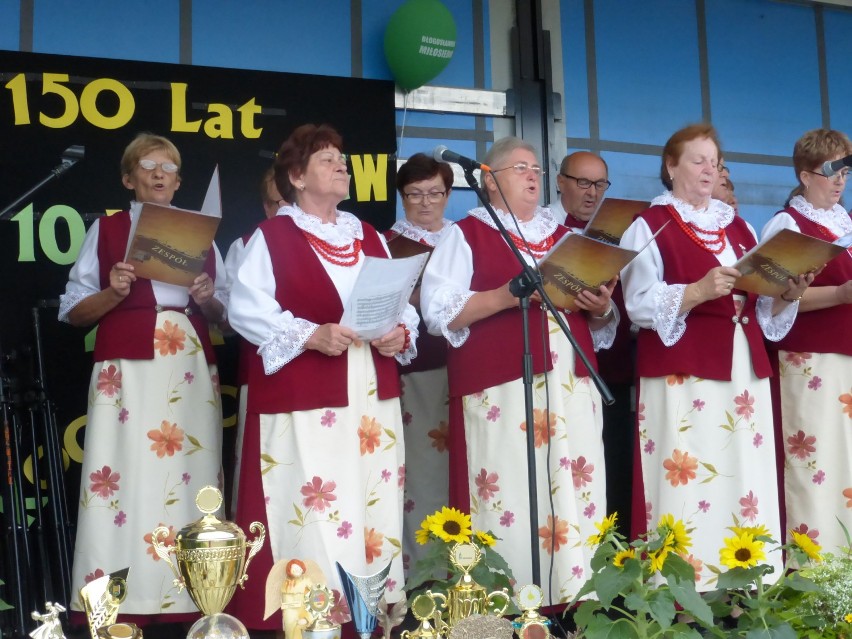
[151,485,266,617]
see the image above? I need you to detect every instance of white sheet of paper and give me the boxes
[341,253,428,340]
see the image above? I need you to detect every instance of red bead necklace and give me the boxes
[813,221,852,256]
[302,231,362,266]
[668,205,727,254]
[508,231,555,258]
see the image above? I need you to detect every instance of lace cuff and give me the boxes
[590,306,619,351]
[57,289,93,323]
[757,295,797,342]
[258,318,320,375]
[437,289,475,347]
[652,283,689,346]
[395,337,418,365]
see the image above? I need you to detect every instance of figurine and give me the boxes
[30,602,67,639]
[264,558,326,639]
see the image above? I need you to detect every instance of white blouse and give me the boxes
[619,192,796,347]
[420,206,618,350]
[228,205,419,375]
[761,194,852,240]
[389,217,453,247]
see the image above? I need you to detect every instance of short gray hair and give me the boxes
[480,136,538,202]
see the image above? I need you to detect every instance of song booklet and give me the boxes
[540,197,650,312]
[124,166,222,287]
[733,227,852,296]
[340,252,430,340]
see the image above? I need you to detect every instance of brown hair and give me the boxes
[789,128,852,199]
[274,124,344,203]
[660,123,721,190]
[120,133,181,177]
[396,153,454,194]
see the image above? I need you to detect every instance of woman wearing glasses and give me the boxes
[620,124,811,590]
[388,153,454,567]
[420,136,616,602]
[761,128,852,555]
[227,124,417,631]
[59,133,226,621]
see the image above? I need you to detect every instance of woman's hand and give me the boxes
[780,272,815,302]
[576,277,617,318]
[189,273,216,306]
[109,262,136,298]
[307,323,360,356]
[371,324,408,358]
[680,266,740,315]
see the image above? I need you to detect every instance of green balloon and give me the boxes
[384,0,457,91]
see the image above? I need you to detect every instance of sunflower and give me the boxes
[587,513,618,546]
[648,546,670,573]
[658,514,691,554]
[845,613,852,624]
[729,523,772,541]
[429,506,472,544]
[475,530,496,547]
[719,532,766,569]
[613,548,635,568]
[415,518,433,545]
[790,530,822,562]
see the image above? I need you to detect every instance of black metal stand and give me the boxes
[0,145,84,221]
[461,168,614,588]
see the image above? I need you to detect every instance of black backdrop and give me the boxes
[0,50,396,623]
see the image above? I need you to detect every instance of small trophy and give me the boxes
[512,585,550,639]
[151,486,266,639]
[401,592,447,639]
[29,602,66,639]
[302,584,341,639]
[335,561,391,639]
[431,543,509,630]
[79,568,129,639]
[96,623,143,639]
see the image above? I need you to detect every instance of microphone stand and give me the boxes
[0,145,85,221]
[461,168,614,588]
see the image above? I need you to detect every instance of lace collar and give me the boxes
[468,206,559,242]
[281,204,363,244]
[789,195,852,235]
[651,191,735,230]
[390,218,452,247]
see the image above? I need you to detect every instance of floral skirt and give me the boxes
[461,314,606,604]
[258,342,406,603]
[70,311,223,615]
[777,350,852,553]
[636,327,782,590]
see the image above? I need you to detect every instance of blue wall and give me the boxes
[3,0,851,229]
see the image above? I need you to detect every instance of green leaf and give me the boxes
[744,623,797,639]
[716,565,772,590]
[647,588,676,628]
[667,576,714,627]
[660,552,697,582]
[187,434,201,447]
[572,599,604,629]
[594,560,641,608]
[585,615,640,639]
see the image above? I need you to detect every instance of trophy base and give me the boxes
[186,613,249,639]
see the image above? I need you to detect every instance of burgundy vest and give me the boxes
[94,211,216,363]
[636,205,771,380]
[446,216,597,398]
[773,207,852,356]
[247,215,401,413]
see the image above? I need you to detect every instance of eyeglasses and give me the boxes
[318,153,348,166]
[807,169,849,181]
[403,191,446,204]
[560,173,611,191]
[139,159,179,173]
[492,162,544,177]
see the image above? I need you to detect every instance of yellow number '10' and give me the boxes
[5,72,135,130]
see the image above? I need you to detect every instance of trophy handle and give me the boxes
[151,526,184,591]
[485,588,510,616]
[238,521,267,588]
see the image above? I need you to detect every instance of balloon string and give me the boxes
[398,91,409,155]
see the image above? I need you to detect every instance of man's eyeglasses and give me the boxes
[139,159,179,173]
[492,162,544,177]
[403,191,446,204]
[807,169,849,181]
[560,173,611,191]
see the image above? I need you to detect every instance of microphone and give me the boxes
[822,154,852,177]
[433,145,490,172]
